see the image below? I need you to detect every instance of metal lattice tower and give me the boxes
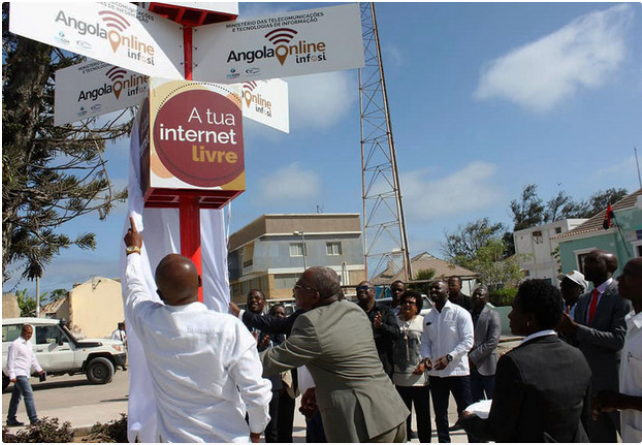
[359,2,411,281]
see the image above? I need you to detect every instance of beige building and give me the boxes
[228,214,366,304]
[42,277,124,339]
[2,294,20,318]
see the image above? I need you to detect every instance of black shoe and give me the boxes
[6,419,24,427]
[122,366,127,371]
[30,419,40,425]
[409,430,418,439]
[449,421,463,431]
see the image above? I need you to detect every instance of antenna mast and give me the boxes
[359,3,412,281]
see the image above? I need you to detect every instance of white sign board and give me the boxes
[10,2,184,79]
[192,3,364,83]
[141,2,239,17]
[55,60,290,133]
[54,60,149,126]
[240,79,289,133]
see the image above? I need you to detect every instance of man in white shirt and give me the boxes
[6,324,45,427]
[593,257,642,443]
[110,322,128,371]
[420,279,474,442]
[123,217,272,442]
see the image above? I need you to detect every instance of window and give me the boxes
[242,242,255,268]
[326,242,342,256]
[289,243,304,257]
[532,230,543,244]
[555,227,562,234]
[35,326,68,345]
[2,325,22,343]
[274,273,299,290]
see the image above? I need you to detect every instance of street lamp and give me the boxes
[293,231,307,270]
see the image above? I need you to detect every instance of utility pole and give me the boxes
[359,3,412,281]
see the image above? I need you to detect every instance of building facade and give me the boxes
[555,189,642,276]
[513,219,588,285]
[228,214,366,303]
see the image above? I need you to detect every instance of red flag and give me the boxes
[602,203,614,229]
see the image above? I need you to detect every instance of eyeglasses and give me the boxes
[356,286,373,292]
[293,284,318,294]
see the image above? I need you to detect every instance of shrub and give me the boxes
[2,417,74,443]
[84,413,128,443]
[489,287,518,307]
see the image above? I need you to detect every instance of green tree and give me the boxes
[2,4,131,284]
[411,268,436,295]
[442,218,507,261]
[442,219,524,289]
[16,289,37,317]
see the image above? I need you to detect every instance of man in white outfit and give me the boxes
[123,217,272,442]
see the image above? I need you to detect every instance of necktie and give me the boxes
[588,289,599,325]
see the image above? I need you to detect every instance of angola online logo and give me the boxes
[54,9,156,66]
[242,82,272,117]
[76,66,147,102]
[226,27,327,66]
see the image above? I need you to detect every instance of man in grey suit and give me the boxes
[468,285,501,402]
[558,249,632,442]
[261,267,409,443]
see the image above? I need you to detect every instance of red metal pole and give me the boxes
[179,26,202,301]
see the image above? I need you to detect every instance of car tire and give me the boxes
[86,357,114,384]
[2,373,9,390]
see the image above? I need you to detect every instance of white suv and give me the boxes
[2,318,126,390]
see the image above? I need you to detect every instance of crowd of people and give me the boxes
[34,217,632,443]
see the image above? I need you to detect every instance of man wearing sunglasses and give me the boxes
[355,281,401,377]
[261,267,410,442]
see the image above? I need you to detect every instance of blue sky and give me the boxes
[4,2,642,296]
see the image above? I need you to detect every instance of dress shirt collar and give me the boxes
[434,299,453,314]
[595,278,613,294]
[520,329,556,345]
[626,310,642,330]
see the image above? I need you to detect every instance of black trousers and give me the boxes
[430,375,472,443]
[277,390,296,442]
[396,385,431,443]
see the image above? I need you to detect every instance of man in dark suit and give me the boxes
[261,267,410,442]
[448,276,472,311]
[558,249,632,442]
[461,279,592,443]
[355,281,400,377]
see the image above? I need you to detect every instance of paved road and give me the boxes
[2,370,467,442]
[2,371,129,434]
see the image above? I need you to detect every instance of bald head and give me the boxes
[155,254,201,306]
[584,249,618,285]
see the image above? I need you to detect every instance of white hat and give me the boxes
[557,270,588,290]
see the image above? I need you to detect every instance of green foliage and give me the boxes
[16,289,37,317]
[2,3,131,284]
[489,287,518,307]
[2,417,74,443]
[442,218,508,261]
[411,268,436,294]
[453,238,526,289]
[84,414,128,443]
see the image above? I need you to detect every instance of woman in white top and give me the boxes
[392,289,431,442]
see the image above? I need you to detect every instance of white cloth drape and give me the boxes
[119,116,230,442]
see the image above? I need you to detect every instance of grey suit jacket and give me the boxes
[469,305,501,376]
[261,300,410,442]
[573,280,631,393]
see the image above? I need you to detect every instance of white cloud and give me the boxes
[257,162,321,202]
[286,71,356,128]
[401,161,503,222]
[383,44,404,67]
[475,4,633,112]
[597,155,636,177]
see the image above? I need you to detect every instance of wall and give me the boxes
[2,294,20,318]
[69,278,124,339]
